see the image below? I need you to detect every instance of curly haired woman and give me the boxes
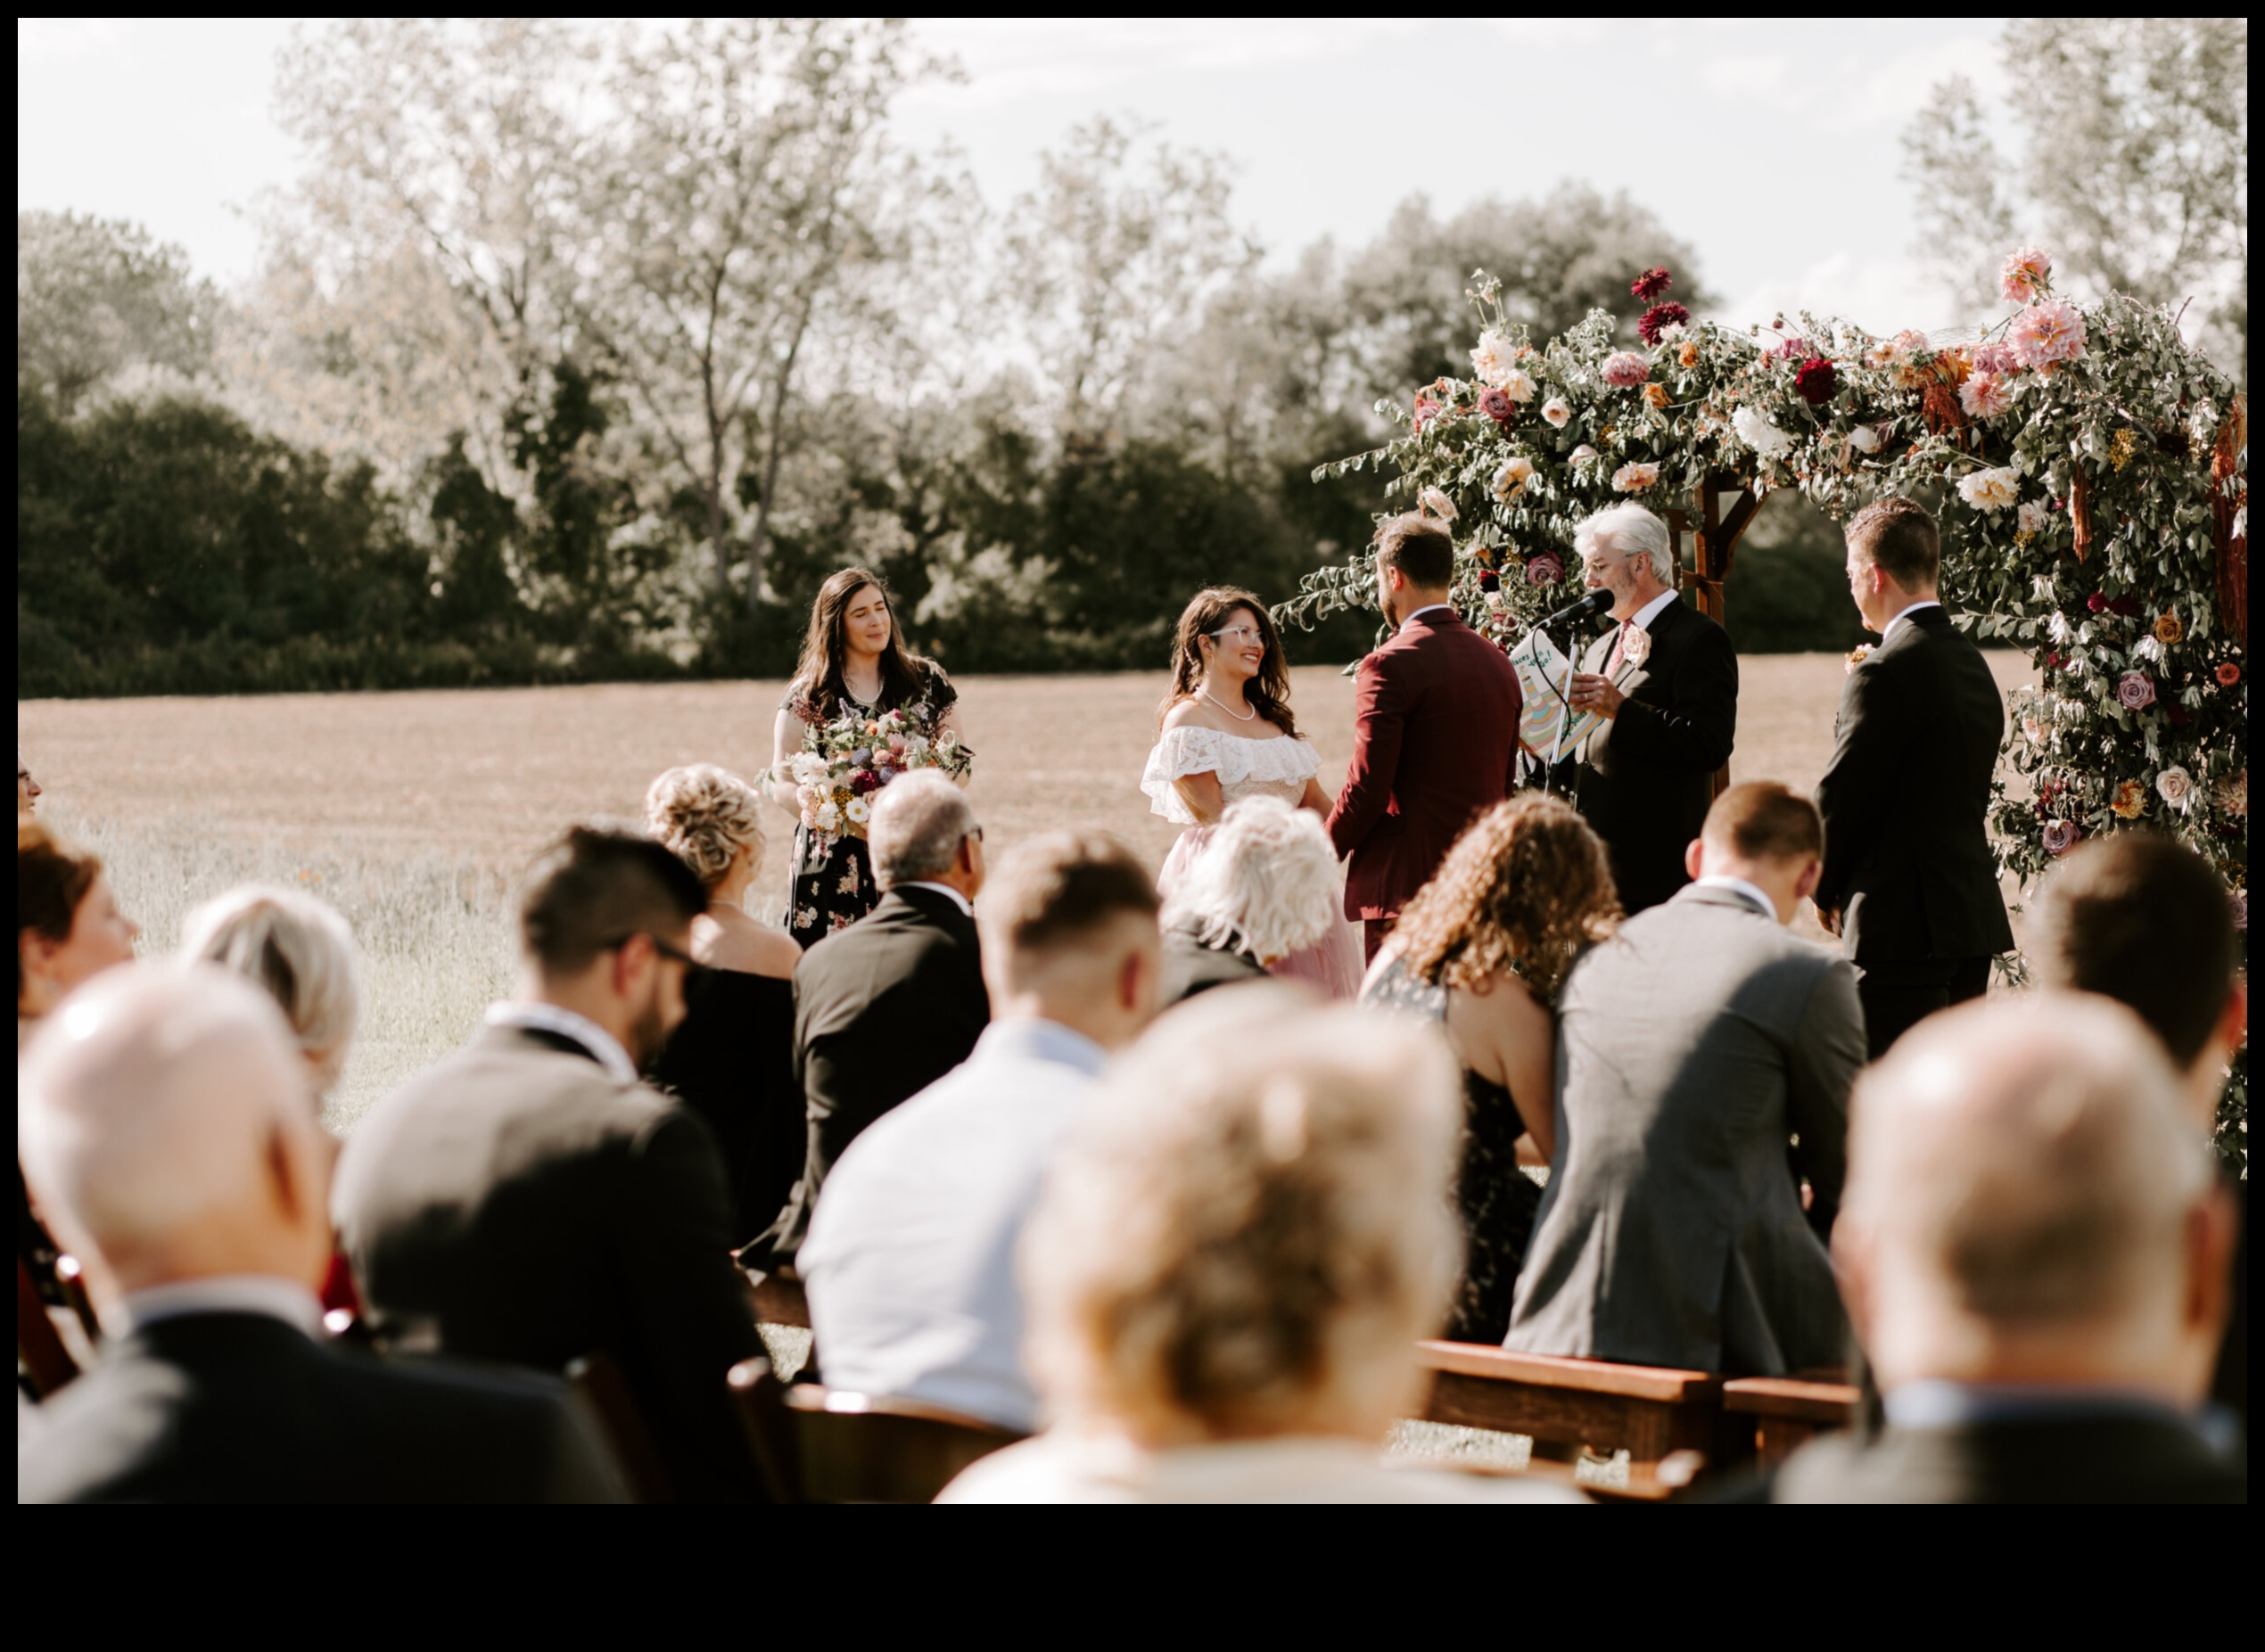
[1360,794,1619,1343]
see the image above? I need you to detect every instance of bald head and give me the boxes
[18,964,334,1303]
[1838,992,2229,1399]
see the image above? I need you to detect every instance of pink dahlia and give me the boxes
[1999,246,2052,303]
[1601,351,1651,389]
[1631,267,1671,301]
[1793,357,1838,406]
[1960,373,2012,419]
[2041,818,2083,857]
[1971,341,2020,375]
[2116,671,2156,711]
[2009,299,2087,371]
[1637,301,1690,345]
[1526,553,1564,586]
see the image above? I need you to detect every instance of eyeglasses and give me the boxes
[1208,625,1264,645]
[603,932,696,968]
[1578,549,1645,572]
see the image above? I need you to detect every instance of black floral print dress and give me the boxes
[782,663,959,949]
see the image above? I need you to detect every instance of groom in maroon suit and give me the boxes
[1328,514,1525,961]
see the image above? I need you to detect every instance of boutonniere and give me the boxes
[1844,644,1873,675]
[1620,626,1652,670]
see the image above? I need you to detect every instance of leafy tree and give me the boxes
[17,210,219,412]
[1905,20,2247,374]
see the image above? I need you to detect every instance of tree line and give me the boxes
[21,18,2237,697]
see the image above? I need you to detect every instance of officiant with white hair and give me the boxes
[1558,502,1739,913]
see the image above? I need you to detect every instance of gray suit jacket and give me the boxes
[1504,884,1863,1374]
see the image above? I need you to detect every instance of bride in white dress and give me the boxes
[1139,587,1369,999]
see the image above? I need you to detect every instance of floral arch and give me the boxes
[1280,255,2248,1159]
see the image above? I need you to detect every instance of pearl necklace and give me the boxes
[1203,687,1258,722]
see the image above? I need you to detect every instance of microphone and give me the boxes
[1537,588,1616,629]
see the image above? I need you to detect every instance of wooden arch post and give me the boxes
[1665,473,1763,801]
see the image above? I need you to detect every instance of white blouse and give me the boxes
[1140,725,1320,826]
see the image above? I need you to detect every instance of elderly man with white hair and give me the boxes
[749,770,992,1268]
[1772,992,2244,1503]
[18,965,622,1502]
[1555,501,1738,913]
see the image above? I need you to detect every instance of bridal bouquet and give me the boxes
[787,705,971,840]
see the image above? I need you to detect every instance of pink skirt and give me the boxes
[1157,827,1368,1001]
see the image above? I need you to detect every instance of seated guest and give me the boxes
[1775,993,2243,1503]
[1157,795,1337,1007]
[1363,795,1619,1343]
[942,989,1575,1503]
[2030,833,2248,1422]
[334,826,766,1501]
[179,884,361,1101]
[19,821,141,1296]
[802,834,1161,1431]
[17,748,40,816]
[1507,782,1864,1374]
[754,771,991,1265]
[645,764,801,1240]
[19,966,621,1502]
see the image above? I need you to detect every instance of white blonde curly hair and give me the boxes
[177,884,360,1097]
[1163,793,1338,963]
[645,764,766,892]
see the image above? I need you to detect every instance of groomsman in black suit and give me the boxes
[21,967,621,1503]
[336,826,766,1500]
[1814,497,2014,1056]
[754,771,991,1266]
[1561,502,1740,913]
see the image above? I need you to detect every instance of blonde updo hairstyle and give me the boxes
[646,764,767,893]
[177,884,360,1097]
[1023,988,1463,1445]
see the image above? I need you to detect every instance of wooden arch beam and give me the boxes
[1666,473,1765,800]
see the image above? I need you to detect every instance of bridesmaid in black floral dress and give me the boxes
[766,568,967,948]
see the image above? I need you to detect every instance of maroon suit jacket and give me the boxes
[1326,607,1524,920]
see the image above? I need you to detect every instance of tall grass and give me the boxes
[46,809,517,1132]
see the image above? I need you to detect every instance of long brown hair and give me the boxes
[1159,587,1298,738]
[18,820,102,1011]
[1392,794,1618,1000]
[789,568,936,719]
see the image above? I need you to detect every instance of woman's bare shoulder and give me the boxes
[694,910,801,978]
[1160,696,1215,733]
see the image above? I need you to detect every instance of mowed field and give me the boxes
[21,652,2035,1126]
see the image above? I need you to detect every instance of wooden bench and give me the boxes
[729,1359,1021,1503]
[1722,1374,1859,1467]
[1413,1340,1747,1498]
[743,1269,811,1329]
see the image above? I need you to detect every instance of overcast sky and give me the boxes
[18,17,2012,336]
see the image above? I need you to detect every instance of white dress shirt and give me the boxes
[798,1018,1107,1432]
[484,1000,638,1083]
[107,1274,325,1340]
[1691,874,1778,921]
[897,880,975,917]
[1398,602,1456,632]
[1882,598,1942,645]
[1626,588,1680,634]
[940,1431,1581,1504]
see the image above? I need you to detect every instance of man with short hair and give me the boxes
[1507,782,1864,1374]
[754,770,992,1264]
[1328,512,1524,961]
[21,966,621,1502]
[335,825,765,1500]
[1775,993,2243,1502]
[1815,496,2014,1056]
[1560,501,1740,914]
[2030,831,2247,1420]
[800,833,1161,1431]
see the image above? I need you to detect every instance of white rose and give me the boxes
[1849,424,1882,454]
[1620,627,1652,669]
[1491,456,1536,502]
[815,801,842,832]
[1420,486,1458,522]
[1956,466,2021,513]
[1569,443,1599,464]
[1733,405,1793,456]
[2154,766,2194,810]
[2017,499,2050,538]
[1611,461,1660,492]
[1541,396,1573,429]
[1470,328,1520,389]
[1501,367,1537,405]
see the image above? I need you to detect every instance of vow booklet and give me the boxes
[1506,627,1604,759]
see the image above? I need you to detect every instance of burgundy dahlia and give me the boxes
[1478,569,1502,592]
[1478,386,1516,431]
[2086,593,2108,613]
[1637,301,1690,346]
[2110,595,2144,618]
[1793,357,1838,406]
[1631,267,1671,301]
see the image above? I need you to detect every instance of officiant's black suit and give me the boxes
[334,1023,767,1501]
[1814,605,2014,1056]
[18,1311,623,1503]
[1561,597,1739,914]
[755,884,990,1265]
